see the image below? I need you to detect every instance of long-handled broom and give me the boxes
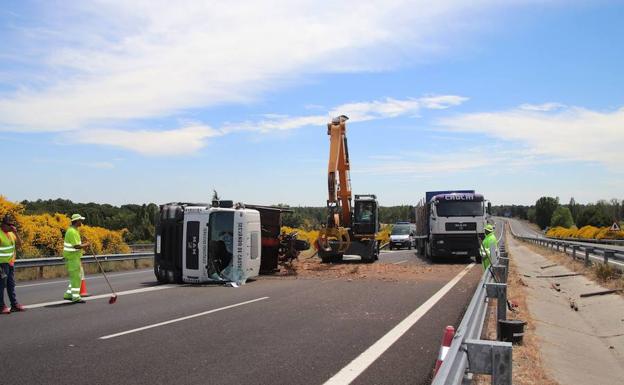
[89,245,118,304]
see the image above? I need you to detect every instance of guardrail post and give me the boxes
[556,242,560,252]
[486,283,507,340]
[563,243,567,254]
[572,245,578,260]
[585,248,593,266]
[465,339,513,385]
[134,259,139,269]
[604,250,614,265]
[38,266,44,278]
[491,265,508,283]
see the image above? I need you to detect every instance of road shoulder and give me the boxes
[507,235,624,385]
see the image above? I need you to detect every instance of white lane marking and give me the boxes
[24,285,177,309]
[323,263,475,385]
[99,296,270,340]
[393,260,408,265]
[17,269,153,288]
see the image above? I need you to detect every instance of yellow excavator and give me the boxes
[316,115,380,263]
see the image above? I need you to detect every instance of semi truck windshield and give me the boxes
[208,211,235,275]
[436,201,484,217]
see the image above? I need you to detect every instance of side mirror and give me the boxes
[487,202,492,215]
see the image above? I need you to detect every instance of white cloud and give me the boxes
[0,1,519,133]
[71,124,220,155]
[224,95,467,133]
[437,104,624,167]
[70,95,466,153]
[519,102,565,111]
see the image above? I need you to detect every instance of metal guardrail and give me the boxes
[14,252,153,269]
[507,224,624,268]
[547,237,624,246]
[433,223,513,385]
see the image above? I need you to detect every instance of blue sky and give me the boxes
[1,1,622,207]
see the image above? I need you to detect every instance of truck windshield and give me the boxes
[208,211,235,275]
[391,225,410,235]
[436,201,484,217]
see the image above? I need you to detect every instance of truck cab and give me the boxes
[155,201,261,284]
[415,190,488,261]
[428,193,486,258]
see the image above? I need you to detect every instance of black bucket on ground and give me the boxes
[499,319,526,344]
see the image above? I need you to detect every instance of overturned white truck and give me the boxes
[154,200,307,285]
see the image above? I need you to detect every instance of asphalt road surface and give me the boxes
[3,250,483,385]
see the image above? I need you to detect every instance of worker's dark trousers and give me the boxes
[0,263,18,308]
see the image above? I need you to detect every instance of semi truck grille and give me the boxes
[445,222,477,231]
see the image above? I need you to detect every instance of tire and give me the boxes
[154,265,167,284]
[294,239,310,251]
[321,254,342,263]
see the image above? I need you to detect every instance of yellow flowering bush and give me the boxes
[376,224,392,244]
[547,225,624,240]
[1,196,130,257]
[281,226,319,248]
[281,224,392,246]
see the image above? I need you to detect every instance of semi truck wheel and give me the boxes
[154,265,167,284]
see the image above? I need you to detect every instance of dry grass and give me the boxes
[475,233,559,385]
[522,242,624,296]
[15,259,153,281]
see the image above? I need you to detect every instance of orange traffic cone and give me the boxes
[79,279,90,297]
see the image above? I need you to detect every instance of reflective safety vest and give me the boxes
[63,226,82,260]
[480,232,498,270]
[0,230,15,264]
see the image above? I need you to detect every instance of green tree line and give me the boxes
[492,197,623,230]
[22,199,159,242]
[22,199,418,240]
[280,205,415,229]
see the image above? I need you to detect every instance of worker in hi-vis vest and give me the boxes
[480,224,497,271]
[63,214,90,303]
[1,215,25,314]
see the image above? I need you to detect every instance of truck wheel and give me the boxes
[154,265,167,284]
[321,254,342,263]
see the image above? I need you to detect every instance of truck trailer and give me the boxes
[154,200,307,285]
[414,190,489,262]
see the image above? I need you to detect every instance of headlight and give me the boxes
[437,240,445,244]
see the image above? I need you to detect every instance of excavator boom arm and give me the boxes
[326,115,352,227]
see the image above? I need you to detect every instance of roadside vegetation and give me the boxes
[1,196,130,259]
[493,196,624,240]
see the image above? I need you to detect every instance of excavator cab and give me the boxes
[353,195,379,237]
